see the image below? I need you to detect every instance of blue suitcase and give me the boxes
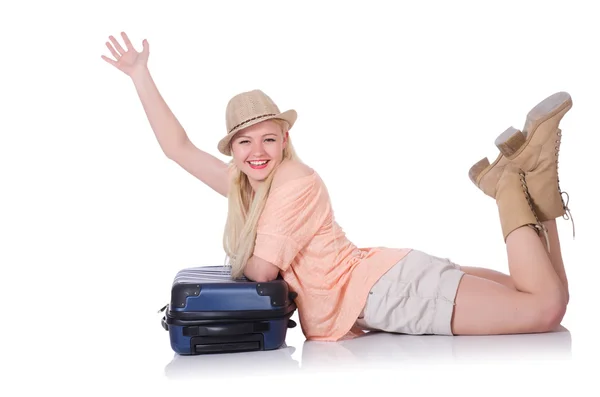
[160,266,297,355]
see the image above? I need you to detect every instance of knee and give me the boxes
[535,295,567,332]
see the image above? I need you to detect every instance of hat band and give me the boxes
[228,113,277,134]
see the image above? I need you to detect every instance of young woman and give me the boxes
[102,32,574,342]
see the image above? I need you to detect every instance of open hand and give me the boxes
[101,32,149,77]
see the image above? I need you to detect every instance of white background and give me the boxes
[1,0,598,395]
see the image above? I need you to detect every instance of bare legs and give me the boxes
[457,218,569,302]
[451,224,567,335]
[458,266,516,290]
[541,219,569,303]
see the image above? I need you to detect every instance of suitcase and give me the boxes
[160,265,297,355]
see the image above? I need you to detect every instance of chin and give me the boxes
[246,167,271,180]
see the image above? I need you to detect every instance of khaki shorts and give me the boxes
[355,249,465,336]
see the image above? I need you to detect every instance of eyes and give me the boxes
[237,138,277,145]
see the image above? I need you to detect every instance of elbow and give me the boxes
[163,139,189,160]
[246,268,279,283]
[163,146,178,160]
[244,255,280,282]
[251,273,278,283]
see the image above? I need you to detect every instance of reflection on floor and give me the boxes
[164,326,571,380]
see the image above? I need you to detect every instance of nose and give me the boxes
[251,140,266,156]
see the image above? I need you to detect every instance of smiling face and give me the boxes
[230,120,288,189]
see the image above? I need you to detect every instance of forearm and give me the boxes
[130,67,188,156]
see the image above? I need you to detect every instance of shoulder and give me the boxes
[271,160,316,191]
[260,160,330,221]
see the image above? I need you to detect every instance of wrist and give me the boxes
[130,66,151,84]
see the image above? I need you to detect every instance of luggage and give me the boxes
[160,265,297,355]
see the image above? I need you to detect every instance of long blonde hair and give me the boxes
[223,120,301,278]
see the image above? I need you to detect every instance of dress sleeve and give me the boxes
[253,175,329,272]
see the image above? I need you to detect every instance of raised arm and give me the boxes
[101,32,229,197]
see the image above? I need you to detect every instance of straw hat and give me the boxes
[218,89,297,156]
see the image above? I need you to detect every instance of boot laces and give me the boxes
[556,130,575,238]
[519,170,551,253]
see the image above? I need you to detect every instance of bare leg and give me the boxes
[458,219,568,299]
[540,219,569,303]
[458,266,516,290]
[451,226,567,335]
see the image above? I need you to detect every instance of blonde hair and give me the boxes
[223,120,301,278]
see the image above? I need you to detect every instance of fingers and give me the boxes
[105,41,120,60]
[121,31,134,51]
[109,35,126,56]
[101,32,148,67]
[100,54,118,66]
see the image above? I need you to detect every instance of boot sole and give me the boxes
[469,92,572,187]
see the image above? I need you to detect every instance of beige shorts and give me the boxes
[355,249,465,336]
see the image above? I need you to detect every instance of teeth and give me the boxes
[249,161,268,166]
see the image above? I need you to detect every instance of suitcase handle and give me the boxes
[196,323,258,336]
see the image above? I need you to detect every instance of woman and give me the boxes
[102,32,574,342]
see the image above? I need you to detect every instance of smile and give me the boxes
[248,160,270,169]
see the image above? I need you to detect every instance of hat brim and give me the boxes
[218,109,297,156]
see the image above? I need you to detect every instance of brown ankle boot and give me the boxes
[493,165,546,242]
[468,92,575,243]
